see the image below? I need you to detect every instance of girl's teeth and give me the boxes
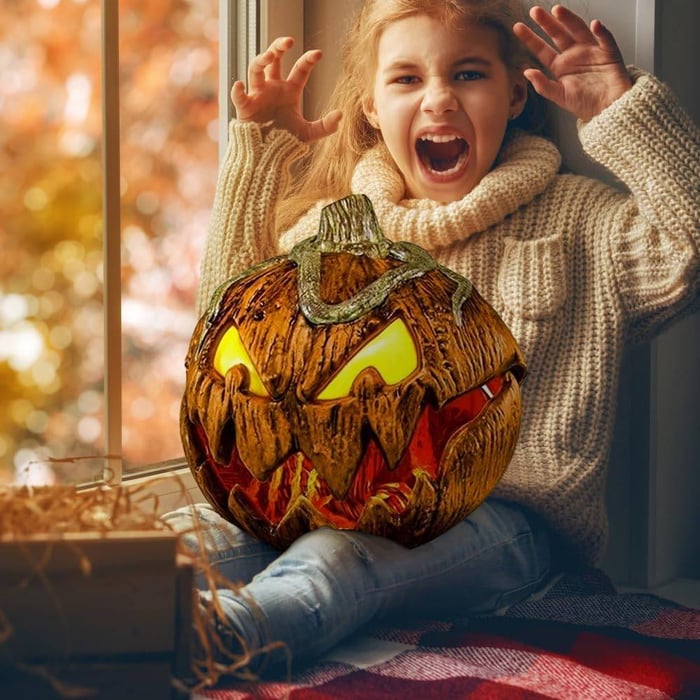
[421,134,460,143]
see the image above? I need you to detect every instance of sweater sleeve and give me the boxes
[578,68,700,341]
[196,121,309,316]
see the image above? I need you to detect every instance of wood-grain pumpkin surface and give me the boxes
[181,195,525,548]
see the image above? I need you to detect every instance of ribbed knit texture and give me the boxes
[198,69,700,564]
[196,124,308,313]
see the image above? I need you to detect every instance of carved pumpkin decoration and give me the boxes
[181,194,526,549]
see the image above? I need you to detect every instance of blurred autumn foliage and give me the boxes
[0,0,219,484]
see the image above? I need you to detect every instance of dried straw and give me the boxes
[0,479,172,539]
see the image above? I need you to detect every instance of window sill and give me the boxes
[119,462,203,516]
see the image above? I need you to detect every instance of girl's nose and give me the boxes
[421,79,457,114]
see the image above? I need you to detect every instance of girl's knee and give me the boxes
[262,528,377,589]
[294,527,374,566]
[250,528,386,637]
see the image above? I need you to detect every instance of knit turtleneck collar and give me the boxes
[351,132,561,245]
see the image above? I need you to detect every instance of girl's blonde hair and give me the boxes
[277,0,552,231]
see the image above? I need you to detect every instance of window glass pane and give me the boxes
[120,1,218,475]
[1,0,104,486]
[0,0,218,486]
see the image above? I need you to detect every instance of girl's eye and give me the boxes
[394,75,419,85]
[456,70,484,81]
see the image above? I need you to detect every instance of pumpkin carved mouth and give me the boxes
[195,374,506,532]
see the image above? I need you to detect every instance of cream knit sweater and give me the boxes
[198,70,700,564]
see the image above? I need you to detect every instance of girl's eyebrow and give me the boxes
[382,56,493,72]
[454,56,493,67]
[381,60,420,73]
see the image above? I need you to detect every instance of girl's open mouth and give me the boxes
[416,134,469,176]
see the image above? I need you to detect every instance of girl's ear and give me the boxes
[362,97,379,129]
[509,71,528,120]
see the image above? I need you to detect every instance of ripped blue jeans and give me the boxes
[162,498,552,670]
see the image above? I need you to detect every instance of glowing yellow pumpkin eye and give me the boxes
[317,318,418,401]
[213,327,269,397]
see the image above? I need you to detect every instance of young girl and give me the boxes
[166,0,700,674]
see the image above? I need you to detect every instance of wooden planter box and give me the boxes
[0,530,193,699]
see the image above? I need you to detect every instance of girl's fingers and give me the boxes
[522,68,564,106]
[512,21,558,68]
[305,109,342,142]
[230,80,253,118]
[320,109,342,135]
[287,49,323,89]
[266,53,283,81]
[231,80,245,103]
[528,5,600,57]
[248,37,295,90]
[528,5,576,53]
[550,5,596,45]
[590,19,623,58]
[248,51,271,91]
[265,36,295,81]
[516,7,625,72]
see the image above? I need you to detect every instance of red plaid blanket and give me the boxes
[196,569,700,699]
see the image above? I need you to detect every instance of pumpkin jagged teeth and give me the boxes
[481,383,494,400]
[356,471,437,543]
[275,495,335,542]
[365,383,426,470]
[202,381,230,463]
[375,482,411,512]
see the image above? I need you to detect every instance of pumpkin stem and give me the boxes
[290,195,440,325]
[316,194,391,258]
[285,195,472,326]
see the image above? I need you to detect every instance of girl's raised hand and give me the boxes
[513,4,632,122]
[232,37,342,142]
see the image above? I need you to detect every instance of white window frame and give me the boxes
[101,0,302,503]
[102,0,122,485]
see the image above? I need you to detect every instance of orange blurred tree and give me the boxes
[0,0,218,484]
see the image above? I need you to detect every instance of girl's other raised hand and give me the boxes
[513,4,632,122]
[232,37,342,142]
